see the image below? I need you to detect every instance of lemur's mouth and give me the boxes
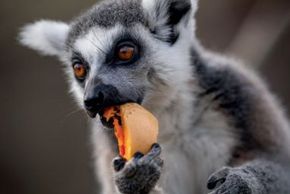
[85,102,125,119]
[98,106,119,129]
[97,99,142,129]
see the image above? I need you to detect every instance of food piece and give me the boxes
[102,103,159,160]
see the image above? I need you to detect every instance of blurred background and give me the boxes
[0,0,289,193]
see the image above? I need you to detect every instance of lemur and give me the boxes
[19,0,290,193]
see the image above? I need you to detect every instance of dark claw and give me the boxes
[151,143,161,150]
[207,167,230,190]
[133,152,144,161]
[113,157,126,172]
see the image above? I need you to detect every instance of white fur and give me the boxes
[191,0,198,14]
[74,26,122,68]
[19,20,69,56]
[141,0,156,12]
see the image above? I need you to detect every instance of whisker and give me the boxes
[86,36,107,55]
[58,107,87,129]
[64,108,84,119]
[93,30,107,51]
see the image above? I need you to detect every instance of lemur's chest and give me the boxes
[157,108,238,193]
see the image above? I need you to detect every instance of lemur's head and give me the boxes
[20,0,197,117]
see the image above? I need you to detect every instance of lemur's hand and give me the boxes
[113,143,163,194]
[207,166,263,194]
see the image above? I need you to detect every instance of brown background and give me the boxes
[0,0,289,194]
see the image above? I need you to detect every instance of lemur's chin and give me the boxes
[98,98,146,129]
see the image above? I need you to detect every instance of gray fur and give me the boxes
[208,159,290,194]
[114,144,163,194]
[193,50,290,159]
[19,0,290,193]
[192,51,285,155]
[66,0,146,48]
[193,54,254,149]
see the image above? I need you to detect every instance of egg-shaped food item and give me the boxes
[102,103,159,160]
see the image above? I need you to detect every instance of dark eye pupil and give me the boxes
[75,66,82,72]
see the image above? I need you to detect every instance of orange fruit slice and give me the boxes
[102,103,159,160]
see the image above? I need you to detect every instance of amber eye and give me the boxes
[73,63,87,80]
[117,45,135,61]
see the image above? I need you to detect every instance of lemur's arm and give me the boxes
[208,158,290,194]
[195,50,290,194]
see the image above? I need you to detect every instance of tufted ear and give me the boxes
[19,20,69,56]
[142,0,197,44]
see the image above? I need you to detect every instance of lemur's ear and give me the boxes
[19,20,69,56]
[142,0,197,44]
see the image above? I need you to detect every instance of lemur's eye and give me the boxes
[73,63,87,80]
[115,41,138,63]
[118,46,135,61]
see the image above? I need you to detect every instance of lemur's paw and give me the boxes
[113,143,163,194]
[207,167,253,194]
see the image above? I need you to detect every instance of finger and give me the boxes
[207,167,230,190]
[112,156,126,172]
[141,143,162,163]
[133,152,144,162]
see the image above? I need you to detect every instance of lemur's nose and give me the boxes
[84,84,119,118]
[84,91,104,111]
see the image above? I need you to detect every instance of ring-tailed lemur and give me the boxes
[19,0,290,193]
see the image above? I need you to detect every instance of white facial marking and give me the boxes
[74,25,123,67]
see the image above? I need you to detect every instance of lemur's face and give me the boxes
[20,0,197,117]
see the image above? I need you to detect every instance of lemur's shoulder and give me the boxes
[191,46,290,162]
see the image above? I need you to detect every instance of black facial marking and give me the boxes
[71,51,86,64]
[104,33,141,67]
[84,83,143,118]
[84,84,119,117]
[71,51,90,84]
